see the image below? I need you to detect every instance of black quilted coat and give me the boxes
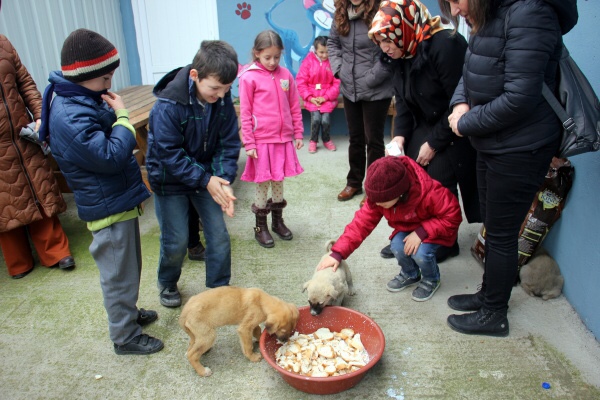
[450,0,577,155]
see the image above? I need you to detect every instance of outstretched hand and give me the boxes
[316,255,339,272]
[206,176,237,217]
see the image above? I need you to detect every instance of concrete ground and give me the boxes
[1,139,599,400]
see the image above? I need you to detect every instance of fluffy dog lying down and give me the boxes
[519,247,564,300]
[303,239,356,316]
[179,286,299,377]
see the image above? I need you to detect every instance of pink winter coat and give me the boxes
[238,62,304,151]
[332,157,462,260]
[295,51,340,113]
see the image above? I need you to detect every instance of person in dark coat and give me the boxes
[328,0,394,205]
[369,0,480,263]
[439,0,577,337]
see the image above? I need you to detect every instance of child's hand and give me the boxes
[316,255,340,272]
[317,97,325,104]
[207,176,237,218]
[101,91,125,111]
[403,232,422,255]
[295,138,303,150]
[310,98,320,106]
[34,119,41,132]
[246,148,257,159]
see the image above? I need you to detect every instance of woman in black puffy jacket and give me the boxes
[439,0,577,336]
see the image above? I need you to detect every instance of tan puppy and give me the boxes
[303,240,355,316]
[179,286,299,377]
[520,247,564,300]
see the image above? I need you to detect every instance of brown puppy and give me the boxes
[520,247,564,300]
[179,286,299,377]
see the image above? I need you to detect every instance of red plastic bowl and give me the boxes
[259,306,385,395]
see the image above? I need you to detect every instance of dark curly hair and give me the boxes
[333,0,379,36]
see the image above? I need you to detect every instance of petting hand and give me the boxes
[246,148,258,159]
[206,176,237,218]
[295,138,304,150]
[316,255,340,272]
[416,142,435,167]
[403,231,422,256]
[101,91,125,111]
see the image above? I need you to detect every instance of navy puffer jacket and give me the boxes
[146,66,240,195]
[450,0,572,154]
[48,71,150,222]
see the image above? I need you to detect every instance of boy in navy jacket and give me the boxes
[146,41,241,307]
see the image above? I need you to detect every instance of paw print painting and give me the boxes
[235,2,252,20]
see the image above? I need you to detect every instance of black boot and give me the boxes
[268,199,293,240]
[380,244,394,259]
[447,291,484,312]
[447,308,509,337]
[252,204,274,248]
[436,241,460,263]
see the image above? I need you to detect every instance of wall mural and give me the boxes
[265,0,334,75]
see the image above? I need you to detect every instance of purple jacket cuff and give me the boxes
[330,252,343,263]
[415,226,428,241]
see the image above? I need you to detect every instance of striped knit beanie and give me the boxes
[61,29,120,82]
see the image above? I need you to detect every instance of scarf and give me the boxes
[39,74,107,143]
[368,0,445,59]
[347,3,365,20]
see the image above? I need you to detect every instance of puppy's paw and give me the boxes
[347,288,356,296]
[202,367,213,377]
[249,352,262,362]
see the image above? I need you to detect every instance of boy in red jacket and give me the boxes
[317,156,462,301]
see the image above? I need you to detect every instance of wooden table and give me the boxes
[50,85,156,193]
[115,85,156,166]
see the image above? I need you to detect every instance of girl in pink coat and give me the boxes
[238,30,304,248]
[296,36,341,154]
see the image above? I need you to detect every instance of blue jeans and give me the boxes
[390,231,440,282]
[154,191,231,288]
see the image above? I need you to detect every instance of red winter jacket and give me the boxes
[332,157,462,260]
[295,51,340,113]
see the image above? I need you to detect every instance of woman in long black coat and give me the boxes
[369,0,480,262]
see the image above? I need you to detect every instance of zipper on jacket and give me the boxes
[0,82,41,207]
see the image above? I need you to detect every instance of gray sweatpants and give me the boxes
[89,218,142,345]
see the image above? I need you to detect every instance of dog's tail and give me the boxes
[326,239,336,253]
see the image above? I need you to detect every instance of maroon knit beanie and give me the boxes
[61,29,120,82]
[364,157,410,203]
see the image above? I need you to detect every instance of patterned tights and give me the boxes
[255,180,284,209]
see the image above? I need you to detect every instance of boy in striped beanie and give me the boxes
[41,29,164,356]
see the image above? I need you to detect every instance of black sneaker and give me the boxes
[188,243,206,261]
[137,308,158,326]
[114,334,164,355]
[411,280,440,302]
[447,292,484,312]
[447,308,509,337]
[159,286,181,308]
[380,244,394,259]
[387,272,421,292]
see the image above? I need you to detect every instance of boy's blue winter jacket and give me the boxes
[146,66,240,195]
[47,71,151,222]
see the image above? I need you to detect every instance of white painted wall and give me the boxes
[131,0,219,84]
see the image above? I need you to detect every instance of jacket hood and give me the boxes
[544,0,578,34]
[153,65,191,104]
[48,70,72,85]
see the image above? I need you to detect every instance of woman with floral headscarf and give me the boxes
[369,0,480,265]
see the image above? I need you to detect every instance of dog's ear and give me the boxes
[302,280,311,293]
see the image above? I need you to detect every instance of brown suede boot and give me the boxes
[268,199,293,240]
[252,204,274,248]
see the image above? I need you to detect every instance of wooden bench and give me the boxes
[50,85,156,193]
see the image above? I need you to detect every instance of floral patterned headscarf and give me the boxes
[368,0,444,59]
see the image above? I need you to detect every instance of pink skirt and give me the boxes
[241,142,304,183]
